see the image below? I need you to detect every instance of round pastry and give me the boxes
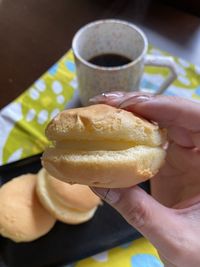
[36,168,101,224]
[0,174,56,243]
[42,104,166,188]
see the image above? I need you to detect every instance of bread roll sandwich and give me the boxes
[42,104,166,188]
[36,168,101,224]
[0,174,56,242]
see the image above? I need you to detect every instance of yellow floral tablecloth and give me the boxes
[0,46,200,267]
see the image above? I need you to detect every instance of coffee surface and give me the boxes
[89,53,131,67]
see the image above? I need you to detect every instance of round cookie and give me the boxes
[36,168,101,224]
[0,174,56,242]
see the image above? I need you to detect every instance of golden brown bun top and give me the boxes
[46,104,165,147]
[42,169,101,211]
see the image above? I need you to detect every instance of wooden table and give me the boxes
[0,0,199,109]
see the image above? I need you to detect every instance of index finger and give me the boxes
[90,92,200,148]
[91,92,200,130]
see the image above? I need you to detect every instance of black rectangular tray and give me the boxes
[0,154,150,267]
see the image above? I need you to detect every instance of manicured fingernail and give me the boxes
[91,188,120,204]
[89,96,102,104]
[102,92,125,98]
[119,94,152,108]
[89,92,125,103]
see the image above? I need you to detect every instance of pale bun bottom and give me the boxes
[42,145,166,188]
[36,169,98,224]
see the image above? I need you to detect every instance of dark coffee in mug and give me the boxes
[89,53,132,67]
[72,19,177,105]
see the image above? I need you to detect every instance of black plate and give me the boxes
[0,154,150,267]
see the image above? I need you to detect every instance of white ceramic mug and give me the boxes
[72,19,177,106]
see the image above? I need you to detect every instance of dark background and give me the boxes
[0,0,200,108]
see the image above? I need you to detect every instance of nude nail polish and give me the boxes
[89,91,125,103]
[119,94,152,108]
[91,188,120,204]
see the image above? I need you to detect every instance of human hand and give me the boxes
[91,92,200,267]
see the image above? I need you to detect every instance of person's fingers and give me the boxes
[91,186,200,267]
[158,256,177,267]
[90,92,200,131]
[90,92,200,148]
[89,91,146,108]
[92,186,185,261]
[151,143,200,207]
[173,195,200,209]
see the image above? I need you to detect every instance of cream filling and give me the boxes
[53,140,153,151]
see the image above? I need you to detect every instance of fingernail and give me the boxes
[102,92,125,98]
[119,94,152,109]
[91,188,120,204]
[89,96,102,104]
[89,91,125,104]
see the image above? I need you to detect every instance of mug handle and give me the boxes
[143,55,178,94]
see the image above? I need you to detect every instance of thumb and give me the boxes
[92,186,184,259]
